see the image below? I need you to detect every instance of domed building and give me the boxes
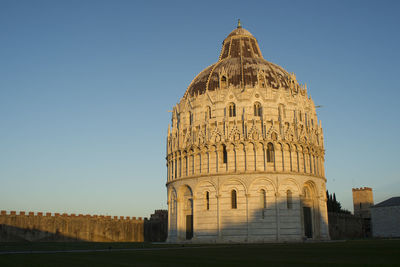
[166,22,329,243]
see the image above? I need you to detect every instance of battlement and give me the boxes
[0,210,145,221]
[0,210,145,242]
[352,187,372,192]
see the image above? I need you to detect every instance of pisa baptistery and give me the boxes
[166,22,330,243]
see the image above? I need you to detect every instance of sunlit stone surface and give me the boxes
[166,22,330,243]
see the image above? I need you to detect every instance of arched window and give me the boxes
[205,106,211,120]
[231,190,237,209]
[228,103,236,117]
[287,190,293,209]
[205,191,210,210]
[254,102,262,117]
[221,75,227,88]
[260,189,266,209]
[223,144,227,164]
[267,143,274,163]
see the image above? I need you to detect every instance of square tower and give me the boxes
[352,187,374,218]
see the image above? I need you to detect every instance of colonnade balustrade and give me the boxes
[167,142,325,182]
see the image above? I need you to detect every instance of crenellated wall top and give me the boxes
[0,210,145,221]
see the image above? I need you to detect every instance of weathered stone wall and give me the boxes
[0,210,144,242]
[144,210,168,242]
[328,212,363,240]
[352,187,373,218]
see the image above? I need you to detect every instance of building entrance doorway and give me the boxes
[186,215,193,240]
[178,185,193,241]
[303,207,312,238]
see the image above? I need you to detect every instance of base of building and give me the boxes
[166,235,330,244]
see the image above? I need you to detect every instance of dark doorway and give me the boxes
[186,215,193,240]
[303,207,312,238]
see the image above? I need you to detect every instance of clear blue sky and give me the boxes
[1,0,399,217]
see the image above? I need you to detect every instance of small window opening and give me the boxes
[231,190,237,209]
[287,190,293,209]
[254,102,262,117]
[267,143,274,163]
[205,106,211,120]
[189,111,193,125]
[260,189,266,209]
[260,189,266,219]
[223,144,227,164]
[221,75,227,88]
[206,191,210,210]
[228,103,236,117]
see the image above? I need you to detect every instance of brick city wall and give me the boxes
[0,210,144,242]
[328,212,363,240]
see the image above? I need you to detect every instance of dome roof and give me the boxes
[184,23,293,98]
[226,26,253,38]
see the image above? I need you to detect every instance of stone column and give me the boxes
[274,144,282,171]
[183,154,187,177]
[236,143,245,172]
[284,144,291,172]
[256,143,264,171]
[196,153,201,174]
[167,199,172,241]
[216,194,222,241]
[246,143,255,171]
[218,146,225,173]
[167,160,170,182]
[275,191,280,241]
[201,150,208,174]
[227,144,236,172]
[192,195,197,239]
[245,193,250,242]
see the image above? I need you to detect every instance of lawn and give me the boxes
[0,239,399,266]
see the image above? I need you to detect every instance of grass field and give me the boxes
[0,239,399,266]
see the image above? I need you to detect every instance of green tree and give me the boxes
[326,191,350,214]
